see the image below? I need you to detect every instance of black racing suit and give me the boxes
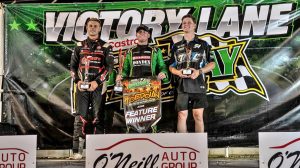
[70,38,113,152]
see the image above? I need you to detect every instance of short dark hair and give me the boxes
[85,18,101,26]
[181,14,196,24]
[136,24,150,33]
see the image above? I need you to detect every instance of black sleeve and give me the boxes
[95,45,114,85]
[70,46,81,83]
[105,45,114,74]
[205,42,213,63]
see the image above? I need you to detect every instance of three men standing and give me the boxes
[70,14,215,146]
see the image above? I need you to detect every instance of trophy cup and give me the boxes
[182,46,192,75]
[80,57,90,90]
[114,48,125,92]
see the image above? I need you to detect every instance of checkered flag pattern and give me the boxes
[154,31,268,99]
[201,35,268,99]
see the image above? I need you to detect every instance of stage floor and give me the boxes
[37,159,259,168]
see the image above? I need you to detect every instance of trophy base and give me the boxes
[114,86,123,92]
[182,69,192,75]
[80,84,90,90]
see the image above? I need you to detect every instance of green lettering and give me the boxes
[212,46,240,76]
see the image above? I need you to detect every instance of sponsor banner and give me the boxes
[123,77,161,132]
[86,133,208,168]
[259,132,300,168]
[0,135,37,168]
[108,38,139,51]
[2,0,300,148]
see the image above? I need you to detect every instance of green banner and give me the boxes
[3,0,300,148]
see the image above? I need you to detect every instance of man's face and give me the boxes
[182,17,196,33]
[136,29,150,44]
[86,21,101,37]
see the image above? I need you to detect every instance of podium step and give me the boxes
[36,159,259,168]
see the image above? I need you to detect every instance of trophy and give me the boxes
[80,57,91,90]
[182,46,192,75]
[114,48,125,92]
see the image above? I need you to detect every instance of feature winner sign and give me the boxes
[123,77,161,132]
[259,132,300,168]
[86,133,208,168]
[0,135,37,168]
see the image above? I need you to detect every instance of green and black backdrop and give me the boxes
[2,0,300,148]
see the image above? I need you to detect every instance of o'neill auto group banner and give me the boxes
[259,132,300,168]
[0,135,37,168]
[86,134,208,168]
[2,0,300,148]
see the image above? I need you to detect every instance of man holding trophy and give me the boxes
[116,24,169,133]
[169,14,215,133]
[70,18,114,159]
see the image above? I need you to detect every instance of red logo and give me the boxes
[93,138,200,168]
[0,148,29,168]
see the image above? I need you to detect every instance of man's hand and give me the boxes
[76,81,85,92]
[190,68,201,80]
[116,74,123,82]
[177,69,190,78]
[170,67,189,78]
[70,71,75,79]
[157,72,166,80]
[88,81,98,91]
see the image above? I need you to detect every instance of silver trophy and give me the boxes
[182,46,192,75]
[80,57,90,90]
[114,49,125,92]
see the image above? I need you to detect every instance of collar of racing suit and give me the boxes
[137,44,148,49]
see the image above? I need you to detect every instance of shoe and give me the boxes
[71,153,83,160]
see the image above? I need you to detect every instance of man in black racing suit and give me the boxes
[70,18,114,159]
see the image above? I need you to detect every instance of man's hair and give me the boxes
[181,14,196,24]
[85,18,101,26]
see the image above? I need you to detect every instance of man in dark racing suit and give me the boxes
[70,18,114,159]
[116,25,169,133]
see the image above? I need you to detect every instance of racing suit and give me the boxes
[70,38,113,152]
[122,44,168,83]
